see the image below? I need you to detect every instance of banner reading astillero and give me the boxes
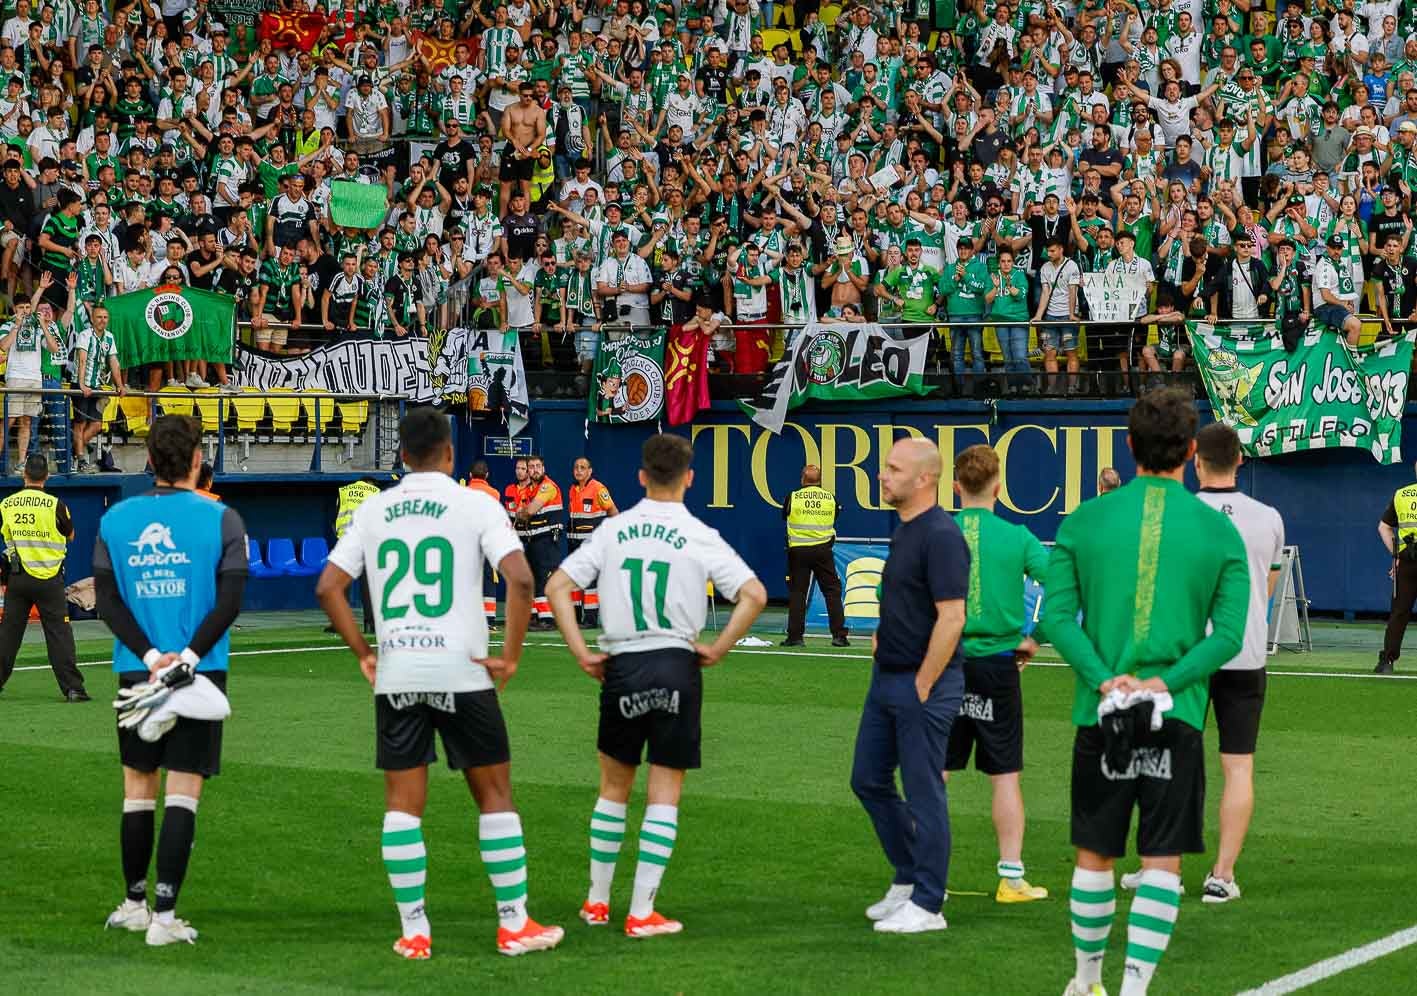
[741,324,931,433]
[1189,321,1414,465]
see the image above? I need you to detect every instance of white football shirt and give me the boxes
[328,471,522,694]
[1197,488,1285,671]
[559,498,756,656]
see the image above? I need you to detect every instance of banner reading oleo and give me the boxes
[741,324,930,433]
[1189,321,1413,464]
[686,415,1130,522]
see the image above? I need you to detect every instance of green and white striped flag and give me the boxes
[1189,321,1413,465]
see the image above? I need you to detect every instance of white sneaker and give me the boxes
[1201,874,1241,904]
[1120,871,1185,895]
[145,917,198,946]
[185,374,209,388]
[872,900,946,934]
[1062,981,1109,996]
[865,883,914,921]
[104,899,150,932]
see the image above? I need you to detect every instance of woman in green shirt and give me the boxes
[986,247,1031,392]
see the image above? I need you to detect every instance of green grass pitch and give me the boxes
[0,612,1412,995]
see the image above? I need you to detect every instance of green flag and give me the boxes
[1189,321,1413,464]
[105,285,235,365]
[588,330,666,424]
[741,324,931,433]
[330,180,389,230]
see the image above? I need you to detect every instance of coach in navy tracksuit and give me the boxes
[851,437,968,935]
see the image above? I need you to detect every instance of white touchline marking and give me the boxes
[11,644,344,673]
[1235,924,1417,995]
[13,641,1413,682]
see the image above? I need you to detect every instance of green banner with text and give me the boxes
[1188,321,1413,465]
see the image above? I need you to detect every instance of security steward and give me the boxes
[567,456,618,627]
[334,476,380,635]
[1377,466,1417,673]
[516,454,563,630]
[466,460,501,626]
[781,464,849,647]
[504,456,529,518]
[0,454,86,700]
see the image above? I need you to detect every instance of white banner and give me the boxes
[1082,271,1149,323]
[233,327,530,435]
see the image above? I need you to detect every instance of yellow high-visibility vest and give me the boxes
[335,481,381,538]
[1395,484,1417,554]
[0,488,66,579]
[786,485,837,548]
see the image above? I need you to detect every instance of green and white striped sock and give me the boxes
[1070,867,1115,987]
[480,811,528,931]
[381,811,430,939]
[630,804,677,919]
[998,860,1025,881]
[1120,869,1181,996]
[588,797,627,905]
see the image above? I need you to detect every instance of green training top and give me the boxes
[1043,475,1249,731]
[956,507,1050,658]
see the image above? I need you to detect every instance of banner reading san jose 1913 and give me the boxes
[1188,321,1413,464]
[741,324,931,434]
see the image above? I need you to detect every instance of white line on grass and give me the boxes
[13,641,1416,683]
[11,644,345,673]
[1235,924,1417,995]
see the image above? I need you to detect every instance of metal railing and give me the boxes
[0,387,405,477]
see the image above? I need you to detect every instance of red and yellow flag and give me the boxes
[259,12,326,52]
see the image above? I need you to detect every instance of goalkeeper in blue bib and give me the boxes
[94,415,249,946]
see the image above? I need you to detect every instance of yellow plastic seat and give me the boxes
[338,399,369,435]
[760,28,791,52]
[820,4,842,28]
[230,391,267,433]
[156,386,194,417]
[192,388,227,432]
[119,396,151,437]
[300,392,338,435]
[266,388,302,434]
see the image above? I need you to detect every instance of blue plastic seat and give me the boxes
[247,538,285,579]
[266,538,301,575]
[286,537,328,577]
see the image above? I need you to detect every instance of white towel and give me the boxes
[1096,688,1174,731]
[138,670,232,743]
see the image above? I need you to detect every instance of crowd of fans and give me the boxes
[0,0,1413,438]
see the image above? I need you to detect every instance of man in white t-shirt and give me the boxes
[1034,239,1082,389]
[317,408,564,961]
[546,433,766,939]
[1310,234,1364,344]
[595,231,652,325]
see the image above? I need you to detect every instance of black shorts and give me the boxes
[375,689,510,771]
[498,153,534,182]
[117,671,227,778]
[944,654,1023,774]
[1070,719,1205,858]
[1208,669,1266,755]
[598,648,703,770]
[73,394,104,423]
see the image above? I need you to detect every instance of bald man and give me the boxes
[853,439,969,935]
[1097,468,1122,494]
[781,464,848,647]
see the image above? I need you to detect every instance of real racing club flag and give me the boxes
[588,330,666,424]
[664,323,710,426]
[259,11,326,51]
[411,30,472,72]
[105,285,236,366]
[330,180,389,230]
